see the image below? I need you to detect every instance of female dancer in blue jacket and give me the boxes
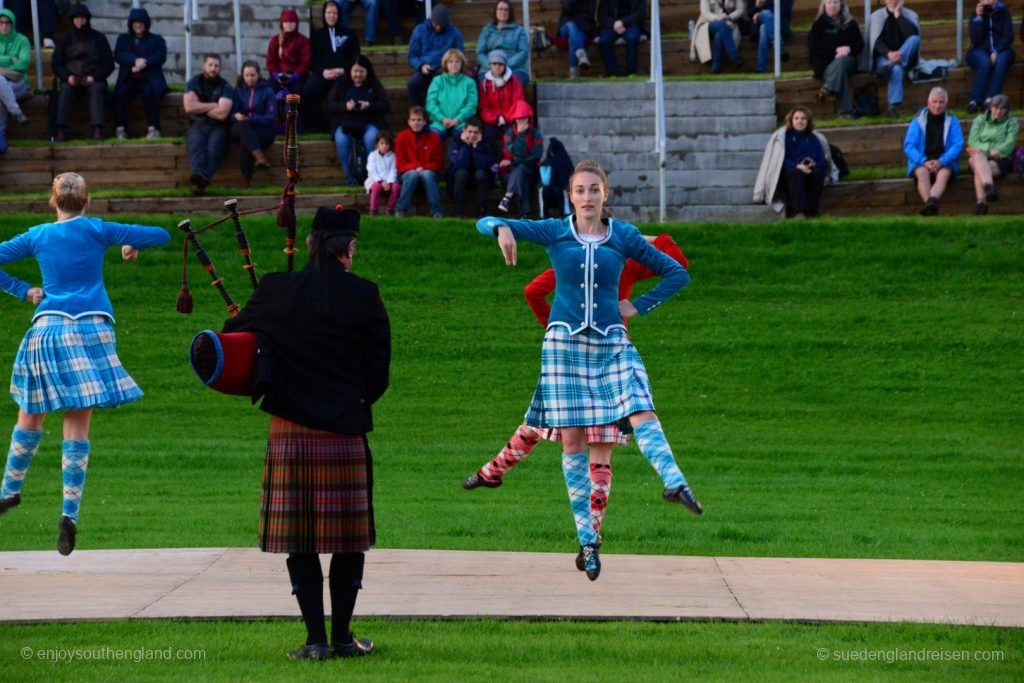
[476,160,702,580]
[0,172,169,554]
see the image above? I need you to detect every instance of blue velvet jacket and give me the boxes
[477,215,688,335]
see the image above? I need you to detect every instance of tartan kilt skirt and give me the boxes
[536,424,630,446]
[259,417,375,554]
[10,315,142,414]
[524,326,655,429]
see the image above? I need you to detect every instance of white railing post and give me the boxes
[650,0,666,222]
[956,0,963,63]
[30,0,43,90]
[522,0,531,82]
[184,0,193,83]
[234,0,243,76]
[773,0,781,77]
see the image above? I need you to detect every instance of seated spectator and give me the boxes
[0,9,31,130]
[394,105,444,217]
[967,94,1018,214]
[326,54,390,186]
[407,5,464,108]
[446,117,494,216]
[365,129,400,215]
[744,0,792,73]
[809,0,863,119]
[476,0,530,84]
[903,87,963,216]
[267,8,311,119]
[183,53,234,195]
[597,0,646,77]
[231,60,277,189]
[866,0,919,118]
[477,49,525,154]
[690,0,745,75]
[113,8,168,140]
[303,1,360,133]
[559,0,597,79]
[52,4,113,141]
[966,0,1015,114]
[339,0,380,46]
[497,100,542,216]
[753,106,835,218]
[426,48,477,142]
[8,0,56,49]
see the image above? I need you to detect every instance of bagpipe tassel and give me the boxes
[176,283,194,314]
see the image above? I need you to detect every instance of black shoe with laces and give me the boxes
[498,195,511,212]
[462,470,502,490]
[575,537,602,571]
[663,485,704,515]
[581,543,600,581]
[287,643,330,660]
[57,515,76,555]
[331,636,375,658]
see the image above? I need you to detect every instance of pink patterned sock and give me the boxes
[479,426,540,481]
[590,463,613,536]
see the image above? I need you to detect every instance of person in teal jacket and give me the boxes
[966,93,1019,214]
[475,160,703,582]
[475,0,530,84]
[0,9,31,130]
[425,48,478,141]
[903,86,963,216]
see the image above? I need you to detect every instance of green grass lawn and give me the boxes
[0,213,1020,560]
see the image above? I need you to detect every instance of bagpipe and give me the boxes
[183,93,301,395]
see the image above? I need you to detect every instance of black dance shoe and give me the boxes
[287,643,330,660]
[0,493,21,516]
[575,537,602,571]
[462,470,502,490]
[331,636,375,658]
[581,543,601,581]
[663,485,704,515]
[57,515,76,555]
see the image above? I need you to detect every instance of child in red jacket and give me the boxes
[394,106,445,217]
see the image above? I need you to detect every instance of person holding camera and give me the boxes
[966,0,1015,114]
[753,106,835,218]
[327,54,390,186]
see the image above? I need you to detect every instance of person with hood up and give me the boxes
[406,4,464,107]
[267,8,312,101]
[112,7,168,140]
[51,3,114,141]
[0,9,31,131]
[303,1,360,133]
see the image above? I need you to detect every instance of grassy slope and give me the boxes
[0,214,1020,562]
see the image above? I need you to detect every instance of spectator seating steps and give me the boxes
[821,176,1024,216]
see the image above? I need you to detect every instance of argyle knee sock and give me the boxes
[633,419,687,490]
[1,427,43,499]
[61,440,90,522]
[479,425,540,481]
[562,451,598,546]
[329,552,365,645]
[589,463,613,536]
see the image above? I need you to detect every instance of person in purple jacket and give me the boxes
[231,60,278,188]
[0,172,170,555]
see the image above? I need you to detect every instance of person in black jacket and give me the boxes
[446,117,495,215]
[966,0,1015,113]
[222,206,391,661]
[326,54,390,185]
[52,3,113,141]
[112,7,168,140]
[597,0,646,76]
[558,0,596,79]
[808,0,863,118]
[303,0,360,132]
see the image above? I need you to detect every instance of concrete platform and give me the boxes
[1,548,1022,627]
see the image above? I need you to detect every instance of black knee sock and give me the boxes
[286,553,327,645]
[329,552,365,645]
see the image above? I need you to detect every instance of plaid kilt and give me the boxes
[524,326,655,429]
[259,417,375,554]
[10,315,142,414]
[536,424,630,446]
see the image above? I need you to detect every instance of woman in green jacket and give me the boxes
[426,48,478,142]
[0,9,31,129]
[966,94,1019,214]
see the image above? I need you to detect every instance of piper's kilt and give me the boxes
[524,326,655,429]
[10,315,142,414]
[536,424,630,446]
[259,417,375,554]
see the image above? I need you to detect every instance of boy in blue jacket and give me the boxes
[446,117,495,216]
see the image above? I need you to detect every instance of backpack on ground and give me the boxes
[538,137,574,218]
[1011,145,1024,178]
[829,143,850,179]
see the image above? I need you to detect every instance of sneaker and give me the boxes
[394,210,408,218]
[43,37,55,49]
[14,112,29,126]
[816,85,832,103]
[975,202,988,216]
[497,195,511,212]
[575,48,590,67]
[463,470,502,490]
[0,493,21,515]
[984,183,999,202]
[287,643,330,660]
[57,515,76,555]
[568,66,580,79]
[663,485,704,515]
[919,197,939,216]
[115,126,128,140]
[581,543,600,581]
[967,101,979,115]
[146,126,161,139]
[886,105,899,119]
[190,171,209,187]
[331,636,374,658]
